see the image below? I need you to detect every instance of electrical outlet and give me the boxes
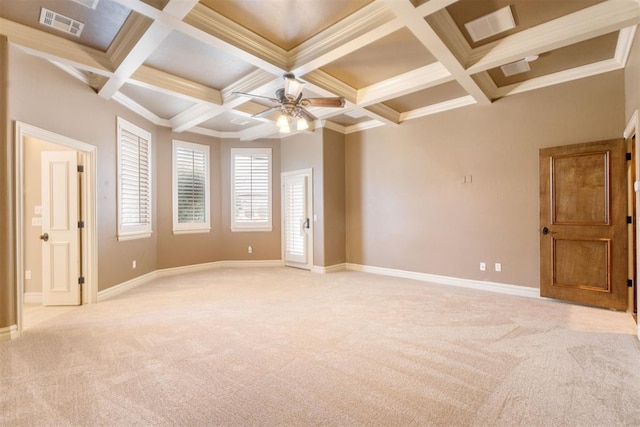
[132,260,136,269]
[495,263,502,272]
[25,270,31,280]
[480,262,486,271]
[248,246,253,254]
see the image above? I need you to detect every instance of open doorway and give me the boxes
[15,121,98,335]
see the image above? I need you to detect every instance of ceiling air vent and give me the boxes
[230,117,251,125]
[464,6,516,43]
[39,8,84,37]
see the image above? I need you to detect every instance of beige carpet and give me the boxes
[2,267,640,426]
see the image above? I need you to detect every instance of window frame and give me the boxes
[172,140,211,234]
[230,147,273,232]
[116,117,152,241]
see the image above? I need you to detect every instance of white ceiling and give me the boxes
[1,0,638,140]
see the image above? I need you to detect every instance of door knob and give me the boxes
[40,232,49,242]
[541,227,554,235]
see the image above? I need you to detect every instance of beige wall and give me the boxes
[1,36,15,331]
[346,71,626,288]
[22,137,74,294]
[322,129,346,266]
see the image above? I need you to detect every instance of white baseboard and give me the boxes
[0,324,19,342]
[345,263,540,299]
[312,263,347,274]
[98,260,283,301]
[23,292,42,304]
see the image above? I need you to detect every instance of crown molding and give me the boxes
[466,0,640,74]
[318,120,346,134]
[3,18,112,74]
[425,9,472,65]
[344,120,386,134]
[106,13,150,70]
[415,0,461,17]
[131,65,222,105]
[615,25,638,66]
[185,3,288,73]
[400,95,476,122]
[290,2,401,73]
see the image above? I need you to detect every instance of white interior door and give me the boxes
[41,151,80,306]
[283,170,312,269]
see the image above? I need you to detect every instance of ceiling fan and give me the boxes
[232,74,346,133]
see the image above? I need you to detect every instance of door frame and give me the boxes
[15,121,98,335]
[281,168,314,270]
[624,110,639,338]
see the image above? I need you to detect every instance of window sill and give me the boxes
[230,226,273,233]
[172,228,211,235]
[117,231,152,241]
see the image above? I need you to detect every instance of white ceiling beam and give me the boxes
[382,0,491,105]
[357,62,453,106]
[98,0,199,99]
[615,25,638,66]
[415,0,460,17]
[131,65,222,104]
[466,0,640,74]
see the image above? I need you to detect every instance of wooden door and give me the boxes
[41,151,81,306]
[539,139,627,310]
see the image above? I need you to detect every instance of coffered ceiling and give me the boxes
[1,0,638,140]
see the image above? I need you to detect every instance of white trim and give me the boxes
[15,121,99,339]
[345,263,540,299]
[312,263,347,274]
[98,260,283,301]
[23,292,43,304]
[624,110,638,139]
[0,325,19,342]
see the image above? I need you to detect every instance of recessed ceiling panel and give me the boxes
[0,0,132,51]
[119,83,197,119]
[321,28,438,89]
[384,81,469,113]
[328,113,373,126]
[486,32,619,87]
[446,0,605,48]
[199,0,373,50]
[144,31,257,90]
[199,112,264,132]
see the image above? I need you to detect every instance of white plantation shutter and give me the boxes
[117,117,152,240]
[231,148,272,231]
[284,175,306,263]
[173,140,210,233]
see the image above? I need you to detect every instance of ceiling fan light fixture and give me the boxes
[277,113,291,133]
[296,116,309,131]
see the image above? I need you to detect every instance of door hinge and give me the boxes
[78,277,85,285]
[627,216,633,224]
[77,165,84,173]
[628,279,633,288]
[78,220,85,228]
[627,153,632,161]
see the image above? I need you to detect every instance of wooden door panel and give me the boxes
[540,139,626,310]
[552,152,608,224]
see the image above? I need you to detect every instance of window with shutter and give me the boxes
[231,148,272,232]
[173,140,210,234]
[117,117,152,240]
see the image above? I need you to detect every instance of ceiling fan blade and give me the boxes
[252,106,281,118]
[232,91,279,104]
[301,97,346,108]
[299,107,317,122]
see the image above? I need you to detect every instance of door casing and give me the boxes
[15,121,97,335]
